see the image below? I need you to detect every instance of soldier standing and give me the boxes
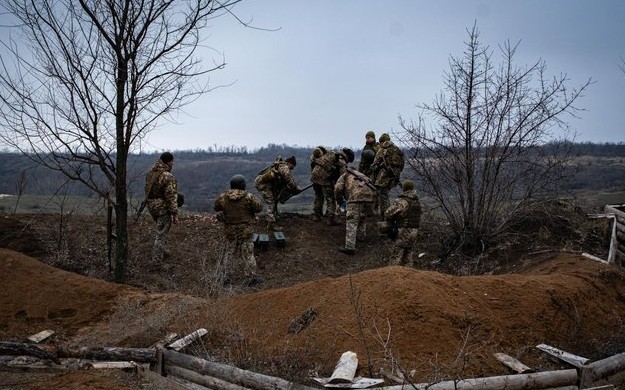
[385,180,422,267]
[214,174,264,286]
[358,130,380,175]
[371,133,405,218]
[254,155,302,231]
[145,152,179,264]
[334,166,377,255]
[310,147,354,225]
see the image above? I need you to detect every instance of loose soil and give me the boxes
[1,209,624,389]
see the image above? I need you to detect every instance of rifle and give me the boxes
[346,167,378,193]
[134,200,147,224]
[278,183,314,204]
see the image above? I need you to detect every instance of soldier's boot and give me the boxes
[326,215,339,226]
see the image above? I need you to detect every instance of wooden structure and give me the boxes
[2,336,625,389]
[604,204,625,266]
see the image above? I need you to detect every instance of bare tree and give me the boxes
[398,24,592,257]
[0,0,242,282]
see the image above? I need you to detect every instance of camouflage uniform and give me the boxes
[372,137,405,217]
[145,160,178,263]
[385,188,421,266]
[358,138,380,177]
[214,189,263,276]
[310,147,348,224]
[334,167,377,252]
[254,157,299,227]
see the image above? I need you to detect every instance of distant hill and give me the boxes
[1,142,624,213]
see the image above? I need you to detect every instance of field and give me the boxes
[1,188,625,388]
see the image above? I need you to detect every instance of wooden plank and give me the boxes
[162,349,317,390]
[153,332,179,348]
[89,361,138,369]
[536,344,590,368]
[581,253,609,264]
[493,352,534,373]
[27,330,55,344]
[605,205,625,224]
[376,369,578,389]
[167,328,208,352]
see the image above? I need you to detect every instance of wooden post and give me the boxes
[0,341,57,360]
[165,364,251,390]
[580,352,625,388]
[167,329,207,352]
[57,346,156,362]
[27,330,55,344]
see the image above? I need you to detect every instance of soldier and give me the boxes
[145,151,179,264]
[358,130,380,175]
[214,174,264,286]
[371,133,405,218]
[310,146,355,225]
[254,155,302,231]
[334,166,377,255]
[385,180,422,267]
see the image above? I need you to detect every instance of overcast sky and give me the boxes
[4,1,625,152]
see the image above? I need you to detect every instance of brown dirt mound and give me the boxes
[2,247,625,387]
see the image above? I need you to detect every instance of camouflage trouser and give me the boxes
[344,202,373,250]
[313,184,336,218]
[389,227,419,266]
[152,214,172,263]
[257,186,278,224]
[224,223,257,276]
[377,187,391,217]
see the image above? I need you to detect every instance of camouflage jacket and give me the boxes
[358,141,380,176]
[310,146,348,186]
[145,160,178,218]
[254,158,298,194]
[385,189,421,228]
[334,167,377,203]
[214,189,263,225]
[372,141,404,188]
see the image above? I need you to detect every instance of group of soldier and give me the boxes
[143,131,422,286]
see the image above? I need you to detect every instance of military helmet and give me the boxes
[342,148,355,163]
[230,174,246,190]
[361,149,375,163]
[402,179,415,191]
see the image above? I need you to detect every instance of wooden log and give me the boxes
[27,330,55,344]
[536,344,590,368]
[58,346,156,362]
[580,352,625,388]
[152,332,179,348]
[162,349,317,390]
[167,328,207,352]
[376,369,578,390]
[138,365,197,390]
[165,364,251,390]
[493,352,534,373]
[0,341,57,360]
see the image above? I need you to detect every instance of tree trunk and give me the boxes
[114,52,129,283]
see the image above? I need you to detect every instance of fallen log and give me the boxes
[167,328,207,352]
[0,341,57,360]
[165,364,251,390]
[162,348,316,390]
[58,346,156,362]
[376,368,578,390]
